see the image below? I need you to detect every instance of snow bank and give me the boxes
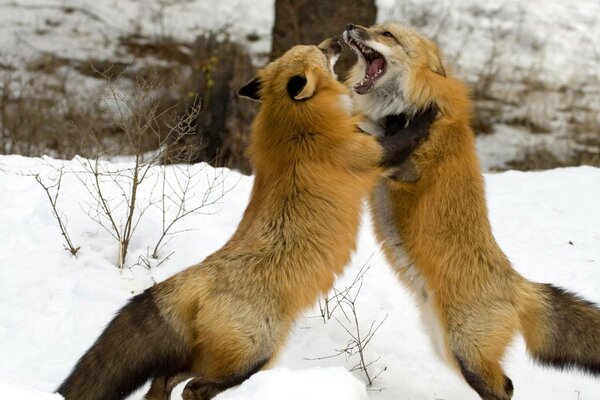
[0,380,62,400]
[216,368,367,400]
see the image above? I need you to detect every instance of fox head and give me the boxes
[344,22,449,120]
[239,38,364,169]
[238,38,351,124]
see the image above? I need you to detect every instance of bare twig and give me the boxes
[73,70,234,269]
[34,168,80,256]
[149,104,236,259]
[75,72,170,269]
[307,256,387,387]
[151,162,232,259]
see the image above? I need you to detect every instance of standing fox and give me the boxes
[344,22,600,399]
[57,38,433,400]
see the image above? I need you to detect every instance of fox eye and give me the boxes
[382,31,394,39]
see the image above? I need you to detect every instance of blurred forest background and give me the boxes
[0,0,598,172]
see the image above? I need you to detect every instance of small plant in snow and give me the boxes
[312,257,388,387]
[72,71,232,269]
[33,166,80,256]
[151,162,232,259]
[78,156,155,270]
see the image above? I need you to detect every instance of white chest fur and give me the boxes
[371,180,449,363]
[372,180,422,296]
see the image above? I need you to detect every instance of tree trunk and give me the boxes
[167,34,257,174]
[271,0,377,79]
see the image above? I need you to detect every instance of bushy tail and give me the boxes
[521,282,600,376]
[57,289,190,400]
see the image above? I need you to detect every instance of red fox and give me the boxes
[57,38,433,400]
[344,22,600,400]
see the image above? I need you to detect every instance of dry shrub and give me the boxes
[118,34,192,65]
[1,31,259,174]
[0,73,118,158]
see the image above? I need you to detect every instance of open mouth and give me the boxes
[345,36,386,94]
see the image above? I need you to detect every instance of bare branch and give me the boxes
[34,168,80,256]
[306,256,387,387]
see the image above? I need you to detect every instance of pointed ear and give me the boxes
[432,55,446,77]
[238,77,261,101]
[288,67,318,101]
[428,49,446,77]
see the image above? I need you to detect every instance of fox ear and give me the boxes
[432,56,446,77]
[428,50,446,77]
[288,67,317,100]
[238,77,261,101]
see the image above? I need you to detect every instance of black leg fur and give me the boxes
[181,358,269,400]
[58,289,190,400]
[455,355,513,400]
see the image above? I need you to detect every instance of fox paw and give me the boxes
[181,378,222,400]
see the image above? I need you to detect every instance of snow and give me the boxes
[476,124,570,171]
[377,0,600,84]
[0,0,275,65]
[1,0,599,398]
[3,0,597,80]
[1,155,599,399]
[0,380,62,400]
[216,368,368,400]
[4,0,596,81]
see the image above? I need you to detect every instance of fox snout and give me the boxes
[345,23,370,41]
[318,36,343,58]
[318,37,343,75]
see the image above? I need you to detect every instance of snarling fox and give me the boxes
[57,37,432,400]
[344,22,600,400]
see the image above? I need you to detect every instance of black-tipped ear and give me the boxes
[287,75,308,100]
[238,77,261,101]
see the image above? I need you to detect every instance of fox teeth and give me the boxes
[357,42,371,54]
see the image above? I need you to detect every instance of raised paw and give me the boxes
[385,106,438,140]
[378,106,437,168]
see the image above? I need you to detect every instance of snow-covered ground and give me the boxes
[1,0,599,398]
[1,155,599,399]
[0,0,275,64]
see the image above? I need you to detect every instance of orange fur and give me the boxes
[153,42,386,399]
[59,40,389,400]
[346,22,600,400]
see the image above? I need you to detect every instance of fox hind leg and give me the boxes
[144,376,167,400]
[453,353,513,400]
[145,372,196,400]
[146,358,268,400]
[445,304,518,400]
[181,380,221,400]
[449,329,515,400]
[176,296,276,399]
[181,358,269,400]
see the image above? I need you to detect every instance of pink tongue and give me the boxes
[368,57,385,77]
